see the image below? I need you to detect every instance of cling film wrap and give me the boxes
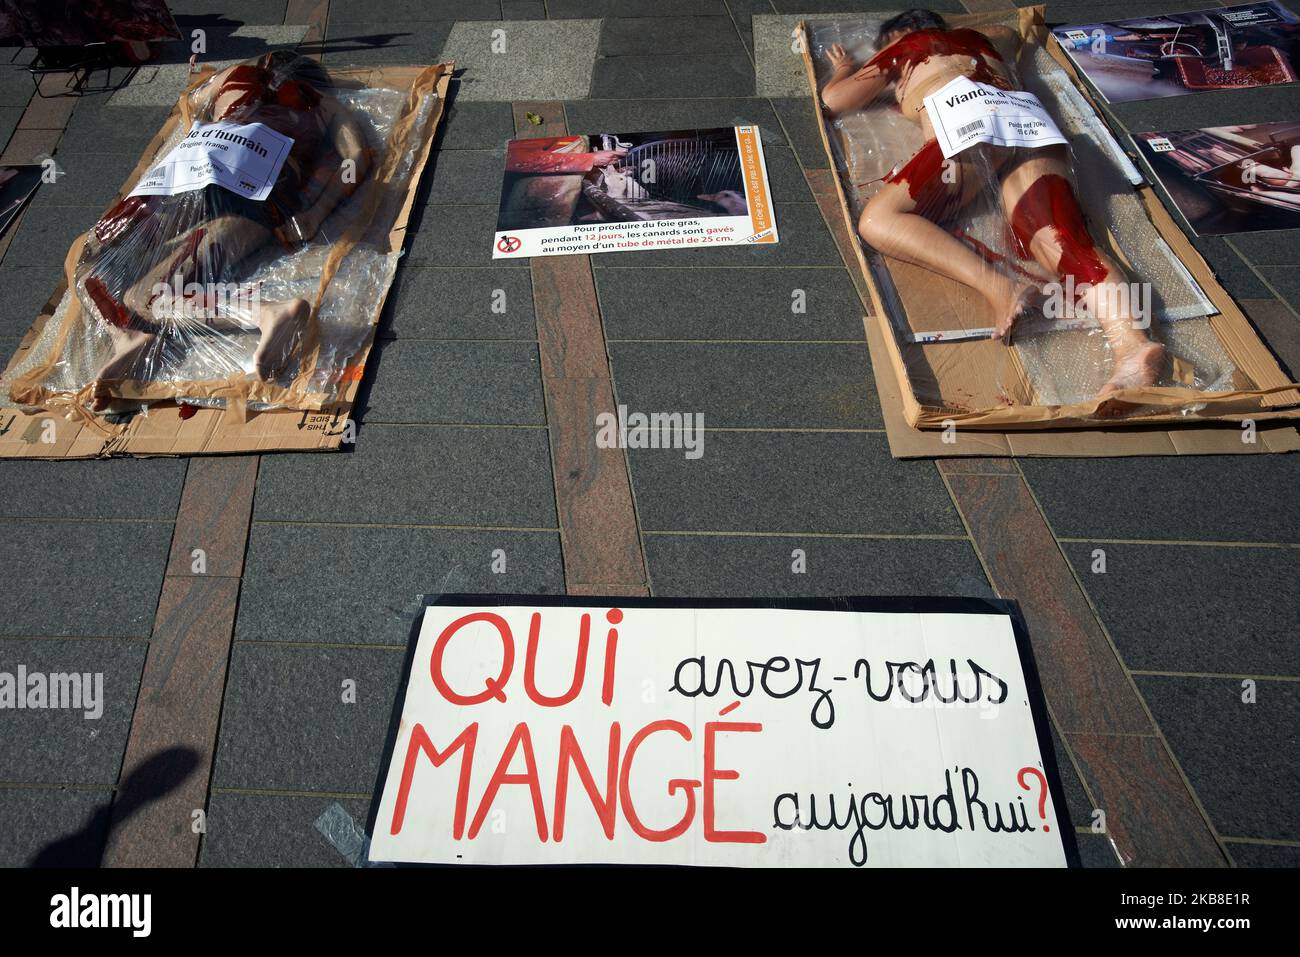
[803,10,1266,423]
[6,53,444,418]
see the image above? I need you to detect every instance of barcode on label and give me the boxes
[956,119,986,138]
[1148,137,1174,153]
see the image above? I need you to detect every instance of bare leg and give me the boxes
[859,141,1038,334]
[252,298,310,380]
[998,149,1164,401]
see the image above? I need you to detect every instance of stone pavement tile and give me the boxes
[1020,456,1300,544]
[1258,266,1300,315]
[167,0,290,24]
[0,787,113,867]
[0,638,146,785]
[769,97,828,169]
[1240,298,1300,380]
[0,107,23,150]
[599,16,746,56]
[0,265,63,337]
[1110,78,1300,133]
[3,521,173,638]
[1227,230,1300,269]
[592,203,838,266]
[565,97,787,147]
[501,1,547,20]
[627,431,963,534]
[35,152,142,209]
[211,643,405,793]
[441,20,602,101]
[0,66,31,107]
[254,424,558,527]
[0,458,186,521]
[591,54,755,99]
[1226,842,1300,868]
[550,0,729,16]
[772,0,962,10]
[236,524,564,645]
[329,0,499,21]
[597,266,863,341]
[0,203,95,267]
[1189,236,1272,300]
[405,204,499,265]
[642,532,990,597]
[1061,543,1300,677]
[322,20,454,67]
[609,340,881,427]
[0,128,58,165]
[1048,725,1094,831]
[380,265,534,340]
[359,339,544,425]
[753,13,882,97]
[761,144,812,200]
[1137,675,1299,842]
[165,456,258,579]
[1075,832,1122,867]
[58,104,171,155]
[436,97,516,150]
[424,148,505,204]
[201,792,373,867]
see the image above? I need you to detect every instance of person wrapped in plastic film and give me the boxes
[77,51,371,410]
[820,9,1166,400]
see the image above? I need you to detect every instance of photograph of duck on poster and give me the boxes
[1053,2,1300,103]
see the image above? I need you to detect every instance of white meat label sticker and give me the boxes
[924,76,1067,160]
[129,120,294,202]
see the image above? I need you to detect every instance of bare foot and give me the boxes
[1098,340,1166,398]
[93,327,157,411]
[990,283,1043,344]
[252,298,310,380]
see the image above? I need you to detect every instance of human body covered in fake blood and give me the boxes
[820,9,1165,403]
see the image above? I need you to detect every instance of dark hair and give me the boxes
[877,9,947,48]
[260,49,333,89]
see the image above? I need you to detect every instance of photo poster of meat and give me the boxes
[1134,121,1300,235]
[0,0,181,47]
[491,126,778,259]
[1052,2,1300,103]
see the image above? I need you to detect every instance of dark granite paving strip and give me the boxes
[774,0,964,11]
[165,457,259,578]
[235,524,564,645]
[2,520,173,638]
[1259,266,1300,316]
[799,168,875,309]
[423,149,506,204]
[0,787,115,867]
[210,643,406,793]
[404,204,501,265]
[1066,731,1226,867]
[769,96,831,171]
[435,98,516,150]
[321,19,455,67]
[167,0,290,23]
[1074,832,1123,867]
[1110,80,1300,134]
[201,792,372,867]
[0,203,97,268]
[628,431,962,535]
[643,533,991,598]
[596,266,864,341]
[591,204,838,266]
[564,97,787,147]
[1190,237,1273,301]
[101,577,241,867]
[1137,675,1300,843]
[549,0,730,16]
[599,16,748,56]
[379,266,535,340]
[1240,298,1300,381]
[1227,231,1300,270]
[1061,543,1300,677]
[0,128,59,165]
[359,339,545,425]
[0,638,147,786]
[1019,456,1300,544]
[327,0,496,22]
[253,424,558,528]
[591,54,756,99]
[33,152,142,209]
[608,340,883,428]
[0,458,186,521]
[760,144,813,200]
[55,105,171,155]
[1225,842,1300,868]
[501,1,547,19]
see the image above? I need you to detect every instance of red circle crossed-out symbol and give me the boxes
[497,235,521,254]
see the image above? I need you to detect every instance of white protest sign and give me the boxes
[925,76,1068,160]
[369,599,1070,867]
[130,120,293,202]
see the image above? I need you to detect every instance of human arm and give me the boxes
[820,43,891,116]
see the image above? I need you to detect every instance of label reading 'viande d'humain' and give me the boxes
[130,120,294,202]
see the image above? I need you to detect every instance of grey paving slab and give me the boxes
[564,97,787,147]
[0,457,186,521]
[330,0,500,22]
[1,203,96,267]
[236,524,564,645]
[211,643,405,793]
[502,1,547,20]
[1019,456,1300,544]
[1062,543,1300,677]
[405,204,499,265]
[322,20,454,67]
[436,97,516,150]
[1227,231,1300,269]
[599,16,746,56]
[1047,725,1094,831]
[591,54,755,98]
[424,149,506,205]
[0,265,63,338]
[770,96,829,170]
[0,638,146,785]
[1190,237,1272,300]
[1136,675,1299,842]
[596,265,864,341]
[2,520,172,638]
[0,787,112,867]
[360,339,544,425]
[643,532,989,597]
[0,65,32,107]
[1111,83,1300,134]
[549,0,729,16]
[380,265,535,340]
[1242,298,1300,380]
[1075,832,1122,867]
[201,793,372,867]
[253,423,558,528]
[1259,266,1300,315]
[1015,0,1236,26]
[0,106,21,150]
[609,340,881,427]
[753,13,871,97]
[1226,842,1300,868]
[774,0,963,11]
[58,104,172,156]
[627,431,963,534]
[35,153,142,209]
[167,0,290,24]
[759,144,812,201]
[592,203,837,266]
[440,20,602,101]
